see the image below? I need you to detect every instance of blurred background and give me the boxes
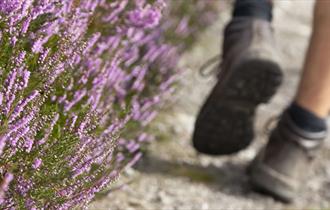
[90,1,330,209]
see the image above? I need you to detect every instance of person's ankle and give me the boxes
[287,102,327,133]
[232,0,273,22]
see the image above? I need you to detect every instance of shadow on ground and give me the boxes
[135,153,266,200]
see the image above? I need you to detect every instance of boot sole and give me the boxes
[249,162,295,203]
[193,59,283,155]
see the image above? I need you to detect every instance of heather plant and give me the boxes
[0,0,220,209]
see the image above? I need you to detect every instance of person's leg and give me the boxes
[193,0,282,155]
[249,0,329,202]
[295,0,330,118]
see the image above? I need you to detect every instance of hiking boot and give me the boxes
[249,111,327,202]
[193,17,283,155]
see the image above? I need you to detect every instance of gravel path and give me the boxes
[89,1,330,209]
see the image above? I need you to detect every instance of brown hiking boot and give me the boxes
[249,111,327,202]
[193,17,283,155]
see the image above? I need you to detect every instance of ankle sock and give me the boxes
[233,0,273,22]
[288,102,327,133]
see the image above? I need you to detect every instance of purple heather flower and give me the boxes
[9,90,39,123]
[0,173,14,204]
[32,158,42,170]
[0,0,20,14]
[127,5,162,29]
[0,136,6,156]
[0,0,220,208]
[0,93,3,106]
[126,152,143,168]
[31,39,44,53]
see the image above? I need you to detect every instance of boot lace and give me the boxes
[199,54,222,77]
[263,115,280,135]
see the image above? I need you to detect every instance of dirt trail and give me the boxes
[89,1,330,209]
